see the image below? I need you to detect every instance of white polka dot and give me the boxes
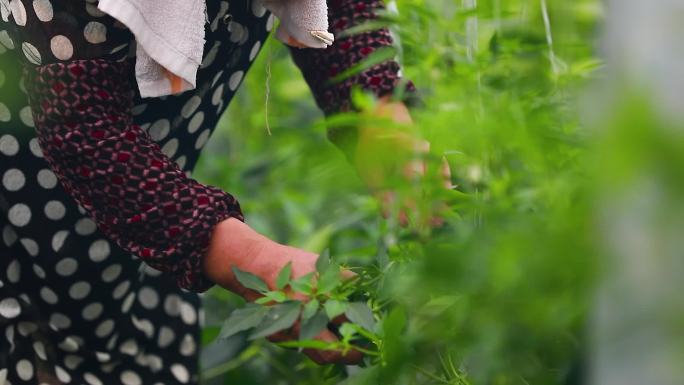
[144,354,163,372]
[131,316,154,338]
[85,2,105,17]
[211,84,224,105]
[63,354,83,369]
[171,363,190,383]
[40,287,58,304]
[181,96,201,118]
[52,230,70,252]
[55,257,78,276]
[121,370,141,385]
[84,21,107,43]
[201,41,220,68]
[95,351,110,362]
[82,302,103,321]
[161,138,179,158]
[7,259,20,283]
[51,35,74,60]
[50,312,71,329]
[194,129,211,150]
[101,263,121,282]
[20,238,39,256]
[121,292,135,313]
[187,111,204,133]
[74,217,96,235]
[5,323,14,344]
[175,155,187,170]
[95,319,114,337]
[69,281,91,299]
[33,341,47,360]
[0,30,14,49]
[37,168,58,188]
[228,22,247,44]
[112,280,130,300]
[88,239,110,262]
[164,294,182,316]
[0,134,19,156]
[16,359,33,381]
[106,333,119,350]
[22,41,42,64]
[266,13,275,31]
[138,286,159,309]
[211,70,224,88]
[32,264,46,279]
[180,301,197,324]
[180,334,196,356]
[0,102,10,122]
[33,0,53,21]
[84,372,103,385]
[0,297,20,318]
[55,365,71,383]
[44,200,66,220]
[132,103,147,115]
[28,138,42,156]
[119,339,138,355]
[228,70,244,91]
[18,321,36,336]
[252,0,267,17]
[250,40,261,61]
[3,168,25,191]
[19,106,35,127]
[158,326,175,347]
[2,224,17,246]
[8,203,31,227]
[58,337,79,353]
[148,119,170,141]
[10,0,27,25]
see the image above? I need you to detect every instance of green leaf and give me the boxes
[316,267,340,295]
[324,299,348,319]
[345,302,376,332]
[254,291,288,305]
[299,311,329,341]
[316,248,331,273]
[302,298,320,321]
[218,304,269,340]
[290,272,314,295]
[275,262,292,290]
[248,302,301,340]
[339,322,357,340]
[232,266,269,293]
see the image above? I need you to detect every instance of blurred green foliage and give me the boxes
[195,0,603,384]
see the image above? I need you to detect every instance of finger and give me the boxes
[441,156,453,189]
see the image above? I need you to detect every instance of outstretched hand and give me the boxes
[353,96,453,228]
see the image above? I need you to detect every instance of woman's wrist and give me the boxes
[203,217,309,300]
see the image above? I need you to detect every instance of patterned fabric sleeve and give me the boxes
[288,0,419,154]
[23,58,244,293]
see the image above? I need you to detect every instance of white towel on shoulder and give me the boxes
[97,0,331,99]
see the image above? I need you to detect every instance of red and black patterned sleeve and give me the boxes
[23,59,243,293]
[288,0,418,151]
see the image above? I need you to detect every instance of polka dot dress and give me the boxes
[0,1,273,384]
[0,0,415,383]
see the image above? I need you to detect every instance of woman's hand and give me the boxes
[354,96,453,228]
[203,217,363,365]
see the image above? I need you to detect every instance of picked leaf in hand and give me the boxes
[218,304,269,340]
[299,310,329,341]
[345,302,376,332]
[275,261,292,290]
[324,299,348,319]
[232,266,269,293]
[302,298,319,321]
[249,301,301,340]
